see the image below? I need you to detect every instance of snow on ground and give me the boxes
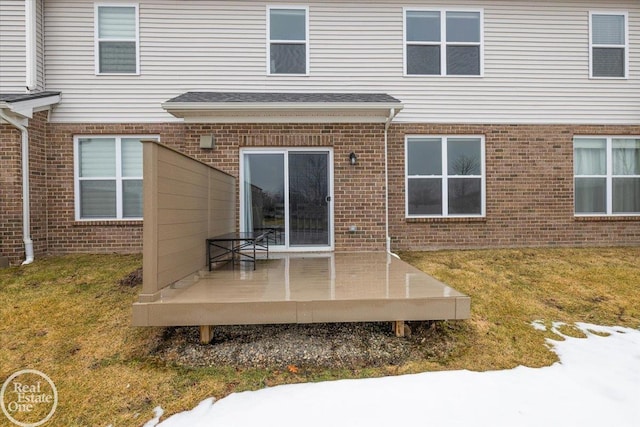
[145,322,640,427]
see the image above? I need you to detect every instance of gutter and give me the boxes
[384,107,401,255]
[0,110,34,265]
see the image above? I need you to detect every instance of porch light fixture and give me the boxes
[349,152,358,165]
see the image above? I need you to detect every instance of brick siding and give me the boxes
[0,123,24,262]
[1,119,639,264]
[182,123,387,251]
[45,122,185,256]
[29,111,48,257]
[388,123,640,250]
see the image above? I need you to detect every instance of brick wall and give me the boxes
[0,123,23,263]
[387,123,640,250]
[2,119,639,261]
[46,122,387,253]
[0,111,49,264]
[45,122,185,255]
[29,111,49,257]
[182,123,387,251]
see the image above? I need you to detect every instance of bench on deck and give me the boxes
[206,230,271,271]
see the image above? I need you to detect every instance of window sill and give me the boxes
[588,76,627,80]
[403,74,484,78]
[95,73,141,77]
[406,217,486,223]
[575,216,640,222]
[267,73,310,77]
[73,220,143,226]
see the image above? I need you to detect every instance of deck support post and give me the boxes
[393,321,405,337]
[199,325,214,344]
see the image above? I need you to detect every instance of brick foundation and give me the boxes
[1,119,639,264]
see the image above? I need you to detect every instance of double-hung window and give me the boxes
[590,12,627,78]
[268,6,308,75]
[405,9,482,76]
[574,137,640,215]
[406,136,485,217]
[75,136,154,220]
[95,4,139,74]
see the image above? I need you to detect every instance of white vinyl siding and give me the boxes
[43,0,640,124]
[574,137,640,216]
[0,0,26,93]
[589,11,628,78]
[406,136,485,218]
[267,6,309,75]
[74,135,154,220]
[95,4,139,75]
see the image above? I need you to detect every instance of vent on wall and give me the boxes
[200,135,215,149]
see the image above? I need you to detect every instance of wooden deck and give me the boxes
[133,252,470,332]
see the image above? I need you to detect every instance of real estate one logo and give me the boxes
[1,369,58,427]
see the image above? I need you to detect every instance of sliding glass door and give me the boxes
[243,153,286,244]
[242,149,332,250]
[289,152,330,246]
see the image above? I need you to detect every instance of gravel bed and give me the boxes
[154,321,461,369]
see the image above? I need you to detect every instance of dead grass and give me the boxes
[0,248,638,425]
[399,247,640,371]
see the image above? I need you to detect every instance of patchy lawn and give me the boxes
[0,248,638,425]
[399,247,640,371]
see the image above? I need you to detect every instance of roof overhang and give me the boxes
[162,92,403,124]
[0,91,61,125]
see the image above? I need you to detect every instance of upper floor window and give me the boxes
[74,136,155,220]
[95,4,139,74]
[406,136,485,217]
[590,12,627,78]
[404,9,482,76]
[574,137,640,216]
[268,6,308,75]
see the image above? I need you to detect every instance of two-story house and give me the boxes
[1,0,639,267]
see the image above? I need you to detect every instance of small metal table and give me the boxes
[206,231,271,271]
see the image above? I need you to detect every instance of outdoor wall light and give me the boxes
[349,152,358,165]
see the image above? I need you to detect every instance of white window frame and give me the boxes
[74,135,156,221]
[405,135,486,218]
[403,8,484,77]
[94,3,140,75]
[589,11,628,79]
[574,136,640,217]
[266,5,309,76]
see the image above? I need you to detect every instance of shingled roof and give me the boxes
[0,91,61,103]
[162,91,403,123]
[165,92,401,104]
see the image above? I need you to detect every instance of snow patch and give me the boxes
[142,406,164,427]
[147,322,640,427]
[530,320,546,331]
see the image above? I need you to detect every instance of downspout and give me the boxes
[384,108,399,255]
[25,0,37,91]
[0,110,34,265]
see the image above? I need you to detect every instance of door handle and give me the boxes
[325,196,332,203]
